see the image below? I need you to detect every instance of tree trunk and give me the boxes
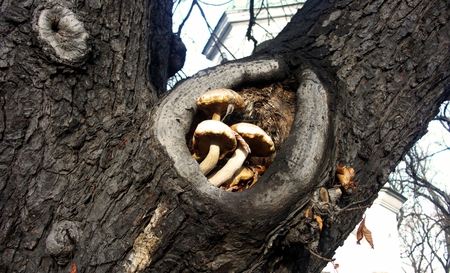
[0,0,449,273]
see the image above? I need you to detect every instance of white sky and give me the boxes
[173,1,229,76]
[415,120,450,192]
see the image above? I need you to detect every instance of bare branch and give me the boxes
[197,0,233,6]
[245,0,258,50]
[176,0,196,35]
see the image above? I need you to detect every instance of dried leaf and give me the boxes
[336,165,354,184]
[336,166,357,190]
[364,227,374,249]
[70,260,77,273]
[305,206,311,218]
[334,263,340,269]
[356,216,374,249]
[220,166,259,192]
[356,222,364,244]
[313,214,323,230]
[251,165,266,175]
[229,167,254,188]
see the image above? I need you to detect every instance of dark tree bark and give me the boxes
[0,0,448,273]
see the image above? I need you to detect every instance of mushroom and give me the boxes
[196,89,245,121]
[192,120,237,175]
[208,122,275,187]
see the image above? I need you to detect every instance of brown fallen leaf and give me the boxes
[70,260,77,273]
[313,214,323,230]
[251,164,266,176]
[336,166,357,190]
[305,206,311,218]
[229,166,254,188]
[356,216,374,249]
[305,206,324,230]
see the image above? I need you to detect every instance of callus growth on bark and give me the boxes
[32,1,90,66]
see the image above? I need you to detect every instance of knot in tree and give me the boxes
[32,1,90,66]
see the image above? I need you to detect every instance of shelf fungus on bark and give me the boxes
[32,1,90,66]
[45,220,79,266]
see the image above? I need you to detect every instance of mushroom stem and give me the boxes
[211,113,221,121]
[199,142,221,175]
[208,143,249,187]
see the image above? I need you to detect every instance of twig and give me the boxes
[309,248,335,263]
[339,204,371,212]
[197,0,233,6]
[194,0,237,60]
[336,194,375,214]
[245,0,258,49]
[176,0,196,35]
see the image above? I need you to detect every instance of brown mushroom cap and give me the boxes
[230,123,275,157]
[208,123,275,187]
[193,120,237,159]
[196,89,245,121]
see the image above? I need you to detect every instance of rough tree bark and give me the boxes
[0,0,448,273]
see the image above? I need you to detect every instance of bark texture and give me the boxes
[258,0,450,271]
[0,0,172,271]
[0,0,449,272]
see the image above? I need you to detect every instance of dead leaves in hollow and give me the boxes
[356,216,374,249]
[305,207,324,230]
[336,165,357,190]
[222,164,266,192]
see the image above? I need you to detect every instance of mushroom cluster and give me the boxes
[191,89,275,191]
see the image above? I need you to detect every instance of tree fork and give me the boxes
[125,56,334,272]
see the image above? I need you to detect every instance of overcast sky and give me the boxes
[173,1,229,76]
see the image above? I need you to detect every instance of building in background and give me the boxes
[202,0,305,65]
[322,186,407,273]
[202,1,407,272]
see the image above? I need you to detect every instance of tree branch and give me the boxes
[246,0,258,50]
